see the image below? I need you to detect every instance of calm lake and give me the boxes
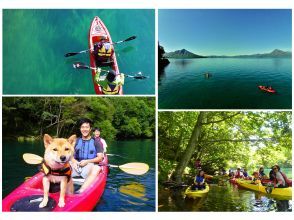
[2,139,155,211]
[159,58,292,109]
[159,169,292,212]
[3,9,155,95]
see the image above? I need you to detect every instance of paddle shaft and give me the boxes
[64,36,136,57]
[73,62,147,79]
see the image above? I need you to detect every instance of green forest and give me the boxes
[158,111,292,184]
[3,97,155,141]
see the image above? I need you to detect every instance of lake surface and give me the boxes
[2,139,155,211]
[3,9,155,95]
[159,58,292,109]
[158,175,292,212]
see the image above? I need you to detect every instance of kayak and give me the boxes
[2,155,108,212]
[236,179,292,198]
[88,16,122,95]
[185,184,209,198]
[258,85,276,93]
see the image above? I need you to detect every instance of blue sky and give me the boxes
[159,9,292,56]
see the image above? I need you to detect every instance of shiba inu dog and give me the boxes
[39,134,76,208]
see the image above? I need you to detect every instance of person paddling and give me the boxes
[191,170,206,190]
[93,36,114,66]
[94,68,124,95]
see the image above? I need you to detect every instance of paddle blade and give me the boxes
[23,153,43,165]
[118,163,149,175]
[64,52,79,57]
[125,36,136,42]
[73,62,90,69]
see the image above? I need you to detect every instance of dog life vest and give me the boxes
[74,138,98,161]
[40,162,72,182]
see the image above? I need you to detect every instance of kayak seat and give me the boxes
[10,195,56,211]
[73,177,85,193]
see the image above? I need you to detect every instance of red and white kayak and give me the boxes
[88,16,122,95]
[258,85,276,93]
[2,155,108,212]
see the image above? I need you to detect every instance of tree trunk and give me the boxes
[56,100,62,137]
[172,112,207,183]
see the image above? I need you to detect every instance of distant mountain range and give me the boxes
[164,49,206,58]
[164,49,292,58]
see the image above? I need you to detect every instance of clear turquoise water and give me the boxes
[3,9,155,95]
[159,58,292,109]
[2,139,155,211]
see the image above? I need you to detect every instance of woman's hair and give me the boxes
[93,127,100,132]
[106,70,116,82]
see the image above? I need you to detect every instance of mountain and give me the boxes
[262,49,291,57]
[164,49,206,58]
[208,49,292,58]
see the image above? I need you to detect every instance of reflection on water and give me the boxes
[119,182,148,201]
[158,183,292,212]
[174,59,193,67]
[158,58,292,109]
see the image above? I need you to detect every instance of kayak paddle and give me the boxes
[109,163,149,175]
[112,35,136,45]
[73,62,148,79]
[64,35,136,57]
[23,153,149,175]
[23,153,43,164]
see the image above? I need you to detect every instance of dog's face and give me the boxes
[43,134,76,167]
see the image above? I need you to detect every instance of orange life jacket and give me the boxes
[40,162,72,182]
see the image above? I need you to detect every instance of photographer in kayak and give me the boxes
[94,68,124,95]
[93,36,114,66]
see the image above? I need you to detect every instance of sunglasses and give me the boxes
[273,167,278,170]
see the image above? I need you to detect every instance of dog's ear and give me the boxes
[68,135,77,146]
[44,134,53,148]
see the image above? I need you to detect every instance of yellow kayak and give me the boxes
[185,184,209,198]
[236,179,292,198]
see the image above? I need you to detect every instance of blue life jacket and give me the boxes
[74,138,97,161]
[195,176,204,183]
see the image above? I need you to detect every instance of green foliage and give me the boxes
[3,97,155,140]
[159,111,292,181]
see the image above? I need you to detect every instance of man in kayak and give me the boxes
[71,118,104,193]
[95,68,124,95]
[93,127,107,152]
[93,36,114,66]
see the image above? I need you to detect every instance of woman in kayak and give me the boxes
[95,68,124,95]
[191,170,206,190]
[93,127,108,153]
[272,165,288,188]
[93,36,114,66]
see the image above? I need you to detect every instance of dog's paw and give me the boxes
[39,199,48,208]
[58,199,65,208]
